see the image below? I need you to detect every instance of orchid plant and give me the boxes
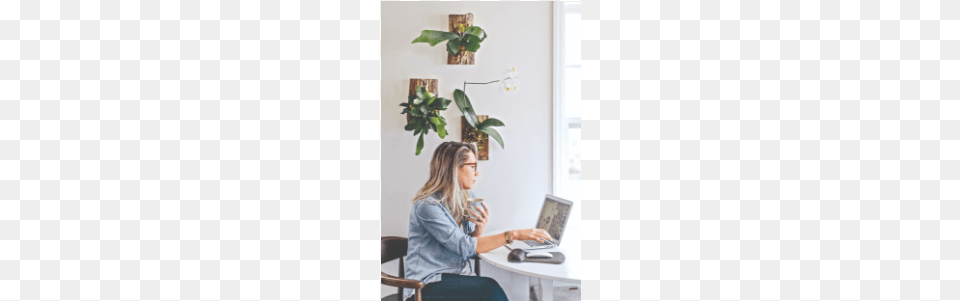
[451,67,520,150]
[453,89,505,150]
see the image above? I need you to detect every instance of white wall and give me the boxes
[380,1,554,298]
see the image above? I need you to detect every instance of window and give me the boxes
[554,2,580,227]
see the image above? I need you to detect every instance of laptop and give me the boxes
[505,194,574,251]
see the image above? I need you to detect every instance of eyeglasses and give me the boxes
[462,163,477,172]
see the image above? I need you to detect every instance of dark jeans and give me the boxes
[406,273,510,301]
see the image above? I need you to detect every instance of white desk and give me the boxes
[479,227,580,301]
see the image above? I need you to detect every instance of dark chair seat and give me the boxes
[381,293,404,301]
[382,236,483,301]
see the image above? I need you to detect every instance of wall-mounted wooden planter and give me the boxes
[407,78,438,123]
[448,13,475,65]
[461,115,489,160]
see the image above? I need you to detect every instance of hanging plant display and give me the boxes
[411,13,487,65]
[400,79,453,156]
[453,89,504,152]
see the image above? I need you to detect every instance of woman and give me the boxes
[403,142,554,301]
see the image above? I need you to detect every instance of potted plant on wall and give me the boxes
[411,13,488,65]
[397,82,507,158]
[400,85,454,156]
[454,88,505,160]
[453,67,518,159]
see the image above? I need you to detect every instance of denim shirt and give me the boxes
[403,191,479,301]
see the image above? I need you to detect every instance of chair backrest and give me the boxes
[381,236,408,264]
[382,236,411,299]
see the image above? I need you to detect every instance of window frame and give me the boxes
[552,1,580,199]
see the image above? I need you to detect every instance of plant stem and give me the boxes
[462,77,515,93]
[465,80,502,85]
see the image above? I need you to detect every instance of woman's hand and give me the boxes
[467,202,489,237]
[512,228,553,243]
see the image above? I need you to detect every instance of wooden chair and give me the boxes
[381,236,483,301]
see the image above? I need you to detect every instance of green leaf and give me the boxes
[434,116,448,139]
[413,126,421,136]
[411,30,460,46]
[453,89,479,128]
[416,86,429,104]
[438,97,452,109]
[427,90,437,106]
[464,26,486,41]
[463,34,481,52]
[479,127,504,149]
[430,97,451,110]
[453,90,469,109]
[437,123,447,138]
[404,122,416,131]
[477,117,504,130]
[416,134,425,155]
[446,37,461,56]
[424,94,435,107]
[400,108,410,115]
[464,107,479,128]
[399,102,408,107]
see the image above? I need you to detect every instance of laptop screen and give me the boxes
[535,196,572,243]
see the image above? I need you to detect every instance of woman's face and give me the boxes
[458,151,479,189]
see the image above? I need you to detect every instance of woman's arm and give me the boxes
[475,230,511,254]
[475,229,554,254]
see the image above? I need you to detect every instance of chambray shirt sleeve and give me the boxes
[414,202,478,259]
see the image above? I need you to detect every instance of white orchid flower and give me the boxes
[506,67,520,78]
[501,77,519,93]
[499,67,520,93]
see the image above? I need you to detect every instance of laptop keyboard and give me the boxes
[523,240,553,247]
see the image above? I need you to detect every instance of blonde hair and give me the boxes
[411,141,479,227]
